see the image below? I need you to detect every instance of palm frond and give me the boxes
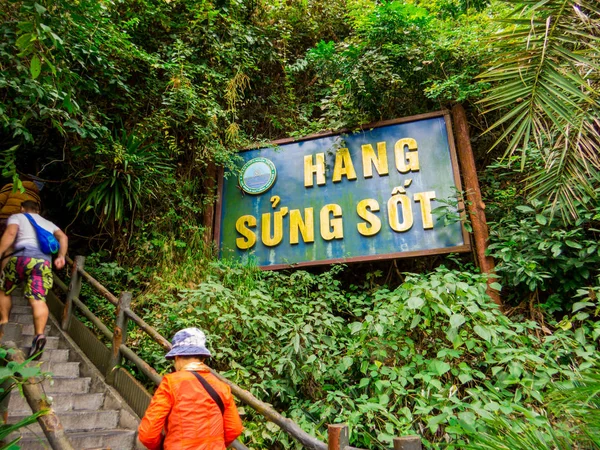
[478,0,600,218]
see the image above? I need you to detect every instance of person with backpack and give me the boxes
[0,200,68,358]
[138,328,243,450]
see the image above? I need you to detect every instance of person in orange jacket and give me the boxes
[138,328,243,450]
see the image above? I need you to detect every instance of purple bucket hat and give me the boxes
[165,328,212,360]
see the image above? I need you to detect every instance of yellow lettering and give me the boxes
[289,208,315,244]
[304,153,326,187]
[414,191,436,230]
[356,199,381,236]
[362,142,389,178]
[235,215,257,249]
[320,204,343,240]
[261,207,288,247]
[388,194,413,232]
[395,138,419,173]
[332,148,357,183]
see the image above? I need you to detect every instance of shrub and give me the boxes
[138,264,598,449]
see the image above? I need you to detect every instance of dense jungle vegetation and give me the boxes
[1,0,599,448]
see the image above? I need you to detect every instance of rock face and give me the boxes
[2,293,142,450]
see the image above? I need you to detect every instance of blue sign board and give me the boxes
[217,111,470,269]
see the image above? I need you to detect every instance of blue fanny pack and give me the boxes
[23,213,59,255]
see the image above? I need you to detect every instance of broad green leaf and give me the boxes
[516,205,534,213]
[30,55,42,79]
[574,327,586,345]
[489,282,502,291]
[449,314,465,329]
[349,322,362,334]
[473,325,491,342]
[427,413,448,434]
[458,373,473,384]
[45,58,56,76]
[407,296,424,310]
[572,301,594,312]
[429,359,451,376]
[15,33,32,50]
[535,214,547,225]
[17,21,34,32]
[34,3,47,14]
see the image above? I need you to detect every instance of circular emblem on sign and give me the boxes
[239,157,277,195]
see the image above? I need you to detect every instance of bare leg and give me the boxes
[28,298,48,336]
[0,290,11,323]
[0,290,11,339]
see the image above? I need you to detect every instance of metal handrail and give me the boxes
[58,256,421,450]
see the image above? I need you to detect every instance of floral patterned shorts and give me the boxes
[2,257,53,302]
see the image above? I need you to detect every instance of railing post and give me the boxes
[328,424,349,450]
[106,291,131,385]
[393,436,422,450]
[62,255,85,331]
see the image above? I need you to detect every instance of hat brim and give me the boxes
[165,346,212,360]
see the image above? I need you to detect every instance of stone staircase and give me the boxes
[2,293,142,450]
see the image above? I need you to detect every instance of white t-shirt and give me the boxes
[7,213,60,249]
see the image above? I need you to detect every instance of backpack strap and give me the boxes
[191,371,225,415]
[23,213,37,226]
[22,213,44,252]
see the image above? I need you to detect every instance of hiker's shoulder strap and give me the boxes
[22,213,37,225]
[191,371,225,415]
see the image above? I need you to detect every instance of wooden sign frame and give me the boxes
[213,110,471,270]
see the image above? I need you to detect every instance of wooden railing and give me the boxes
[55,255,422,450]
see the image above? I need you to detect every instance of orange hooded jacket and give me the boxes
[138,364,243,450]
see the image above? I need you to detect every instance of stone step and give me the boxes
[10,296,28,307]
[27,348,69,362]
[10,409,120,434]
[41,376,91,394]
[17,429,136,450]
[38,360,80,378]
[11,305,31,315]
[5,293,139,450]
[10,313,34,324]
[0,323,22,342]
[21,335,60,350]
[21,324,51,335]
[9,391,105,414]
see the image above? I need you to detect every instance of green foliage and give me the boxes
[286,0,499,129]
[464,362,600,449]
[487,199,600,309]
[1,0,504,246]
[478,0,600,219]
[3,0,600,447]
[432,188,472,232]
[0,348,49,449]
[461,276,600,449]
[73,130,174,226]
[133,264,598,449]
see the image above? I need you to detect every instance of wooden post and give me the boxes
[451,104,502,307]
[106,291,131,385]
[62,255,85,330]
[203,162,218,248]
[328,424,349,450]
[393,436,422,450]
